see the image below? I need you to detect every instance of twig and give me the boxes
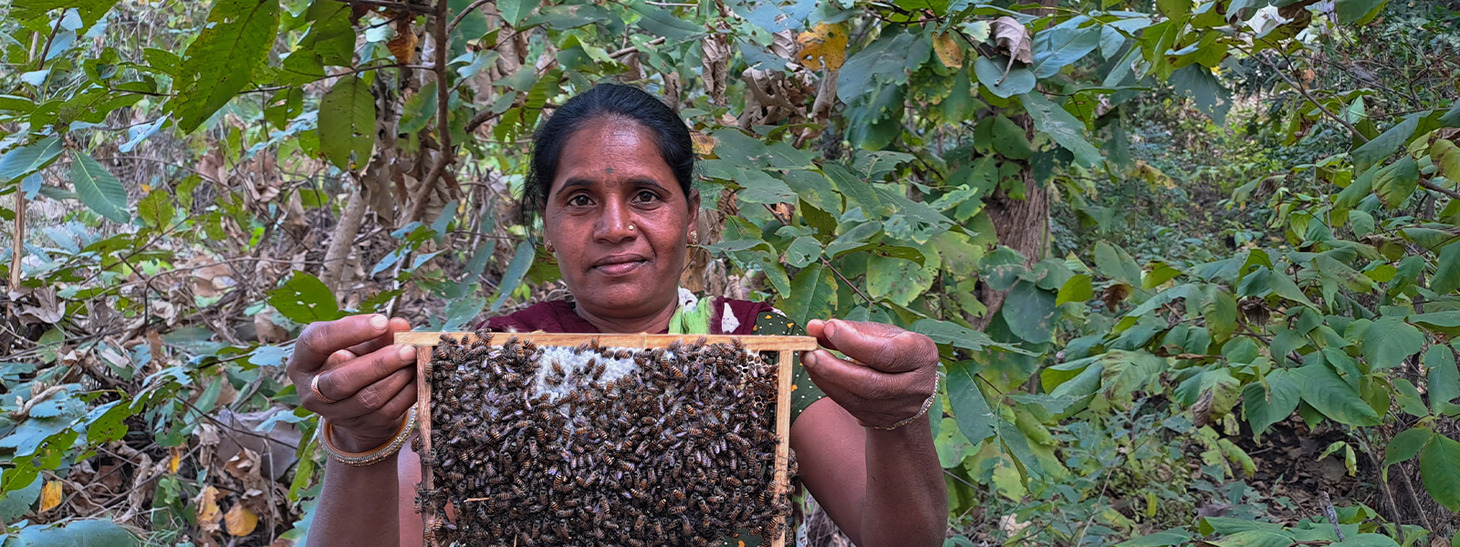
[406,0,456,223]
[447,0,492,33]
[328,0,436,15]
[11,385,68,420]
[1320,491,1344,541]
[1239,45,1460,202]
[609,36,667,58]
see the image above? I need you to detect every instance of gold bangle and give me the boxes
[320,407,417,467]
[866,376,939,432]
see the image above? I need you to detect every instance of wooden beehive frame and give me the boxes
[396,332,818,547]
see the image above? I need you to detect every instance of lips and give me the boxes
[591,253,649,276]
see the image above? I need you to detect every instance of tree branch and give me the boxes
[407,0,455,223]
[447,0,492,33]
[330,0,436,15]
[1240,44,1460,202]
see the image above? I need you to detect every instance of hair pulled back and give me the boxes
[524,83,695,221]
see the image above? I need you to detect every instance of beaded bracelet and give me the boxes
[320,407,417,467]
[865,376,940,431]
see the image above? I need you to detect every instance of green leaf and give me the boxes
[837,32,919,102]
[1202,284,1238,341]
[1169,64,1231,125]
[1383,427,1431,469]
[0,137,64,183]
[1331,534,1401,547]
[15,518,138,547]
[1372,156,1419,209]
[1334,0,1387,24]
[1432,139,1460,181]
[947,361,996,444]
[1021,92,1103,166]
[169,0,281,132]
[1243,368,1300,438]
[1420,432,1460,511]
[912,318,1020,354]
[267,272,344,323]
[1209,529,1295,547]
[1030,25,1101,78]
[0,473,42,522]
[489,241,536,312]
[1093,241,1142,285]
[498,0,535,26]
[783,236,823,269]
[973,56,1035,98]
[1268,269,1319,309]
[1431,242,1460,295]
[1353,113,1421,172]
[1157,0,1193,18]
[1294,363,1381,426]
[779,263,837,328]
[867,254,934,306]
[9,0,119,27]
[1002,280,1057,344]
[1425,344,1460,415]
[1056,274,1093,305]
[1361,317,1423,369]
[318,76,377,171]
[69,151,130,223]
[137,188,174,229]
[989,115,1032,160]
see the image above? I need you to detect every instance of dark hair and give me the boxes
[524,83,696,223]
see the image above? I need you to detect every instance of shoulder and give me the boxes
[484,300,593,333]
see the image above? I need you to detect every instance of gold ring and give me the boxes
[311,374,340,404]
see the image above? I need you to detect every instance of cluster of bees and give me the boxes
[419,333,789,546]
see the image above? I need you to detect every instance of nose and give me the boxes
[594,198,637,243]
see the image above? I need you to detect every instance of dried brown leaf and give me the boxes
[992,16,1033,65]
[388,19,418,64]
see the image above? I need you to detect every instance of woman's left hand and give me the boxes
[801,319,940,430]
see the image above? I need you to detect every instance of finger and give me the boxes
[812,319,935,374]
[321,365,417,419]
[318,344,417,403]
[325,349,357,369]
[290,314,392,374]
[329,378,418,447]
[799,349,895,405]
[346,317,413,356]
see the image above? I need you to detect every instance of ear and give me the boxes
[686,188,700,230]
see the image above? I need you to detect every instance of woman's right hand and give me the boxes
[287,314,417,452]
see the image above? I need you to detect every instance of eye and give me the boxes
[632,190,661,204]
[567,194,593,207]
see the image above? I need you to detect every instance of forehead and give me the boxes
[552,118,677,191]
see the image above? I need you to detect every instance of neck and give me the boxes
[573,299,679,334]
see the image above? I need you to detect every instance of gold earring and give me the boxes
[545,241,555,253]
[689,230,698,244]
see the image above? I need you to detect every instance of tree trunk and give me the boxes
[971,0,1058,331]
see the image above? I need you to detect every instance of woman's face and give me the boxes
[542,117,699,325]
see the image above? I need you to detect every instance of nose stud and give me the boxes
[628,224,636,231]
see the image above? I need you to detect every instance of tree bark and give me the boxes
[320,190,368,297]
[971,0,1058,331]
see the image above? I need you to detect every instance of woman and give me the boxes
[286,84,947,546]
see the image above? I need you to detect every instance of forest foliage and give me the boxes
[0,0,1458,544]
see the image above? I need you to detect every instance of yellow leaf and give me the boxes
[40,481,62,512]
[691,132,717,157]
[933,32,964,68]
[795,23,848,72]
[197,485,222,531]
[225,504,259,537]
[168,446,183,473]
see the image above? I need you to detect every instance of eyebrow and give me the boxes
[554,177,672,199]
